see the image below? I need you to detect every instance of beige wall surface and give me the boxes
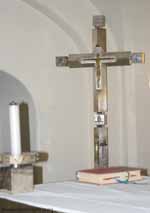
[0,0,149,182]
[0,0,98,182]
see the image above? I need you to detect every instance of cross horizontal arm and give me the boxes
[56,52,145,68]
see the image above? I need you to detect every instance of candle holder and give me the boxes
[0,152,41,193]
[0,102,48,193]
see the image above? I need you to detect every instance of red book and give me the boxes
[77,167,143,185]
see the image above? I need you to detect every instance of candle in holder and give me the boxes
[9,102,21,158]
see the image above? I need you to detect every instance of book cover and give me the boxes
[77,167,143,185]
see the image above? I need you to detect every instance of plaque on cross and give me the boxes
[56,15,145,168]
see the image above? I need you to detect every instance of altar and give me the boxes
[1,178,150,213]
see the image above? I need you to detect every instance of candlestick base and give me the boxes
[0,165,34,193]
[0,152,47,193]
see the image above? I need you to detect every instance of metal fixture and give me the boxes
[0,102,47,193]
[56,15,145,168]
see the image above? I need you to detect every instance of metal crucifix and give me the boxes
[56,15,145,168]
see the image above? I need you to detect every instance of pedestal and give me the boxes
[0,165,33,193]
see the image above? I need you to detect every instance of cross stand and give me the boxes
[56,15,145,168]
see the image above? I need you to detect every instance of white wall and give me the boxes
[0,0,99,182]
[91,0,150,169]
[0,71,36,152]
[122,0,150,168]
[116,0,150,168]
[0,0,149,182]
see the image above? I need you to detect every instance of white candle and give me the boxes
[9,102,21,158]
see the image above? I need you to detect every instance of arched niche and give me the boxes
[0,70,36,153]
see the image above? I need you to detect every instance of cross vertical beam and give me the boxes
[93,16,108,167]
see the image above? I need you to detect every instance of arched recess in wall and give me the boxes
[0,70,36,153]
[21,0,122,168]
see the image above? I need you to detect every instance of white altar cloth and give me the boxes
[1,178,150,213]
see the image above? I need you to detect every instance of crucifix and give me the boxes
[56,15,145,168]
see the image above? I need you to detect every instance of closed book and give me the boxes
[77,167,143,185]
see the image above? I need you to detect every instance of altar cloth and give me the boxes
[1,178,150,213]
